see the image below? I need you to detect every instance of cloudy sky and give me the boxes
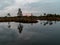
[0,0,60,16]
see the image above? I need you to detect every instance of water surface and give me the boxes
[0,21,60,45]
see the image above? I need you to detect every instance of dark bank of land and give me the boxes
[0,16,38,23]
[0,14,60,23]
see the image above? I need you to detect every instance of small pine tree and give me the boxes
[44,13,46,16]
[17,8,22,16]
[7,13,10,17]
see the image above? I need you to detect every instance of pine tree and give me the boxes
[17,8,22,16]
[7,13,10,17]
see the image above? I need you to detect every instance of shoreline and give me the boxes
[0,16,60,23]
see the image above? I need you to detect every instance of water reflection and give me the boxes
[40,21,57,26]
[7,22,23,33]
[7,21,57,34]
[8,22,11,28]
[2,20,60,45]
[17,23,23,33]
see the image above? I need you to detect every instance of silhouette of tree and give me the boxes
[55,13,56,17]
[31,13,33,25]
[17,8,23,16]
[31,13,33,16]
[31,13,33,20]
[7,13,10,17]
[44,13,46,16]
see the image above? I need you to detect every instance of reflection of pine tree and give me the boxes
[8,22,11,28]
[17,8,22,16]
[18,23,23,33]
[43,21,53,26]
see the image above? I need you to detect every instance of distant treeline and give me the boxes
[44,13,60,17]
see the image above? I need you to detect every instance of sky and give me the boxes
[0,0,60,16]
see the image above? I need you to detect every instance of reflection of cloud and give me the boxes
[0,26,18,42]
[18,32,34,40]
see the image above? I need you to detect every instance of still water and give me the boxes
[0,21,60,45]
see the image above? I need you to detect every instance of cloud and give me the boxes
[0,0,14,10]
[14,0,40,6]
[0,0,60,16]
[15,0,40,4]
